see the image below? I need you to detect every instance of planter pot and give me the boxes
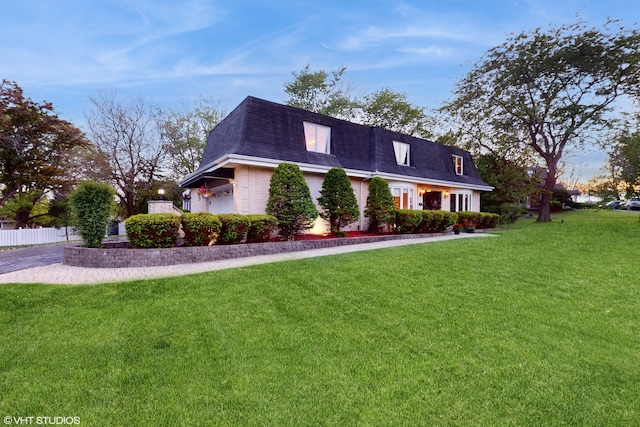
[454,229,460,234]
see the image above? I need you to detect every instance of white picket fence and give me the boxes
[0,226,83,247]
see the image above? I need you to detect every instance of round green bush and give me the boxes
[246,214,278,243]
[395,210,423,234]
[125,213,181,248]
[182,212,222,246]
[217,214,251,244]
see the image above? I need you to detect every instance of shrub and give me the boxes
[441,212,459,231]
[364,177,396,233]
[317,168,359,236]
[246,214,278,243]
[181,212,221,246]
[420,210,446,232]
[455,211,480,228]
[455,211,499,229]
[266,163,318,241]
[125,213,181,248]
[478,212,500,229]
[498,203,522,224]
[70,181,115,248]
[217,214,251,244]
[395,210,423,234]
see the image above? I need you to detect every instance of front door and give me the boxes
[423,192,442,210]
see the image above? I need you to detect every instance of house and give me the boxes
[0,214,16,230]
[180,96,492,233]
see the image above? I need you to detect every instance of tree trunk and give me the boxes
[537,191,552,222]
[15,209,31,229]
[536,165,557,223]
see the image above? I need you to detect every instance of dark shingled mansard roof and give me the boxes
[181,96,491,190]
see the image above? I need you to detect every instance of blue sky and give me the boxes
[2,0,639,182]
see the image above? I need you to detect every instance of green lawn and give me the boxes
[1,210,639,426]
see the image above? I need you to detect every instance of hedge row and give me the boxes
[395,210,459,234]
[125,213,182,248]
[125,213,278,248]
[454,211,500,229]
[125,210,499,248]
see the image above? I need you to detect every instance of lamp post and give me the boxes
[158,188,165,200]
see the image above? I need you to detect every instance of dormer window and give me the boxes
[393,141,410,166]
[453,155,464,175]
[303,122,331,154]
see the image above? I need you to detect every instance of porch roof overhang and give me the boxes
[180,166,234,188]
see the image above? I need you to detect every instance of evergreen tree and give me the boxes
[266,163,318,241]
[364,177,395,233]
[317,168,359,236]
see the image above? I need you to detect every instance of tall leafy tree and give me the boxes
[476,154,534,222]
[284,65,359,120]
[317,167,359,236]
[86,91,170,218]
[0,79,90,227]
[608,119,640,197]
[266,162,317,241]
[163,97,226,180]
[442,20,640,222]
[361,88,433,138]
[285,66,434,137]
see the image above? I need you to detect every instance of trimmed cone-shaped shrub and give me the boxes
[70,181,115,248]
[317,168,359,236]
[182,212,221,246]
[364,177,396,233]
[246,214,278,243]
[266,162,318,241]
[125,213,181,248]
[217,214,251,244]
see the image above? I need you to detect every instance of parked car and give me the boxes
[603,200,622,209]
[626,198,640,211]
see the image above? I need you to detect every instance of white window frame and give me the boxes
[393,141,410,166]
[453,155,464,175]
[449,191,471,212]
[391,186,415,210]
[303,122,331,154]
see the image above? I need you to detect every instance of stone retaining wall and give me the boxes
[63,233,445,268]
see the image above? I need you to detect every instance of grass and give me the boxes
[1,210,639,425]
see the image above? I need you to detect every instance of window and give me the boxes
[393,141,410,166]
[449,192,471,212]
[392,187,415,210]
[303,122,331,154]
[453,155,464,175]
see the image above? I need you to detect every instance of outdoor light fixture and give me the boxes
[158,188,165,200]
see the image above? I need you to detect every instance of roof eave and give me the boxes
[182,154,493,191]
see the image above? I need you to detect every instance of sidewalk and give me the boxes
[0,233,492,285]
